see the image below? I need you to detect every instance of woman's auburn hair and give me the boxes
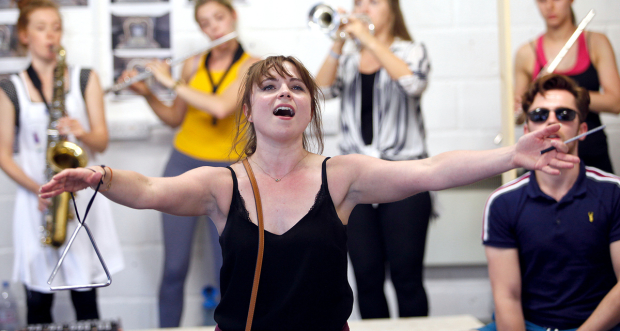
[15,0,61,51]
[231,56,324,160]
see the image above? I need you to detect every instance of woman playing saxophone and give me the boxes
[0,0,124,324]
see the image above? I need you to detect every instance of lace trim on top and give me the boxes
[237,180,327,229]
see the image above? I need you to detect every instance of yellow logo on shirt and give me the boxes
[588,212,594,223]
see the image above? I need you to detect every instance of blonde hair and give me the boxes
[231,56,324,160]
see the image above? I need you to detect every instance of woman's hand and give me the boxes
[118,69,151,96]
[343,15,375,47]
[56,117,86,139]
[39,167,103,199]
[146,60,175,89]
[513,124,580,174]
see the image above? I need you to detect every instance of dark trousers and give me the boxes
[25,287,99,324]
[347,192,432,319]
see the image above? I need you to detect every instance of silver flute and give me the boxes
[105,31,238,94]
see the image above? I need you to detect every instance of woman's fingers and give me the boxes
[546,156,577,170]
[535,149,578,175]
[39,168,102,198]
[553,151,580,164]
[548,137,570,154]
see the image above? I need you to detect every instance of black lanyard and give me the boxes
[26,64,52,112]
[205,45,244,125]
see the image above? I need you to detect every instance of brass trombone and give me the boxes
[307,3,375,41]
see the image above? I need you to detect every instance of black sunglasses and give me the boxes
[526,107,579,123]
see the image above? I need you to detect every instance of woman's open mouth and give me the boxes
[273,106,295,117]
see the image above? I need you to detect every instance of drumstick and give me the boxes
[540,125,605,154]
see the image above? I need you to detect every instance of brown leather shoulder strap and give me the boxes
[242,159,264,331]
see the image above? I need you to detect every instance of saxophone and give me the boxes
[43,46,88,248]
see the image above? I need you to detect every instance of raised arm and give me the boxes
[316,40,345,88]
[576,240,620,331]
[486,246,526,331]
[589,32,620,115]
[344,17,412,81]
[149,56,258,120]
[118,65,188,128]
[514,43,535,119]
[332,124,578,213]
[40,165,231,219]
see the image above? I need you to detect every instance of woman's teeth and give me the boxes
[273,107,295,117]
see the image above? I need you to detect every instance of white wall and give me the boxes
[2,0,620,329]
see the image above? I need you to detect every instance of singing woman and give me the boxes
[41,55,578,331]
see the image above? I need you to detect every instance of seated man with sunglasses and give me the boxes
[478,74,620,331]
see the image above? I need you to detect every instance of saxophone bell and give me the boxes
[46,141,88,174]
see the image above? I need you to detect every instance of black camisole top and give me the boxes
[215,157,354,331]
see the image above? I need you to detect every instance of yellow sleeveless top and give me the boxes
[173,52,250,161]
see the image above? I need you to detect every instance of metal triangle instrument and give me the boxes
[47,188,112,291]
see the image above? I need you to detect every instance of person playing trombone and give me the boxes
[316,0,432,319]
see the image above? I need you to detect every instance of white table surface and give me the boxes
[152,314,484,331]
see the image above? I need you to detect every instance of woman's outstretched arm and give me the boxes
[40,165,229,217]
[332,123,579,208]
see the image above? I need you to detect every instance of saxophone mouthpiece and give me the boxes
[51,45,66,58]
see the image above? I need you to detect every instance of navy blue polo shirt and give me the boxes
[482,162,620,329]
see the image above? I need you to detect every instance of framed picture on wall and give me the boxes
[111,13,170,50]
[112,0,168,2]
[0,0,14,9]
[0,24,20,58]
[57,0,88,6]
[0,0,87,8]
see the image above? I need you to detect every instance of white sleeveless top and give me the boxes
[10,66,124,293]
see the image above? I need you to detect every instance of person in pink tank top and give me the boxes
[515,0,620,115]
[513,0,620,173]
